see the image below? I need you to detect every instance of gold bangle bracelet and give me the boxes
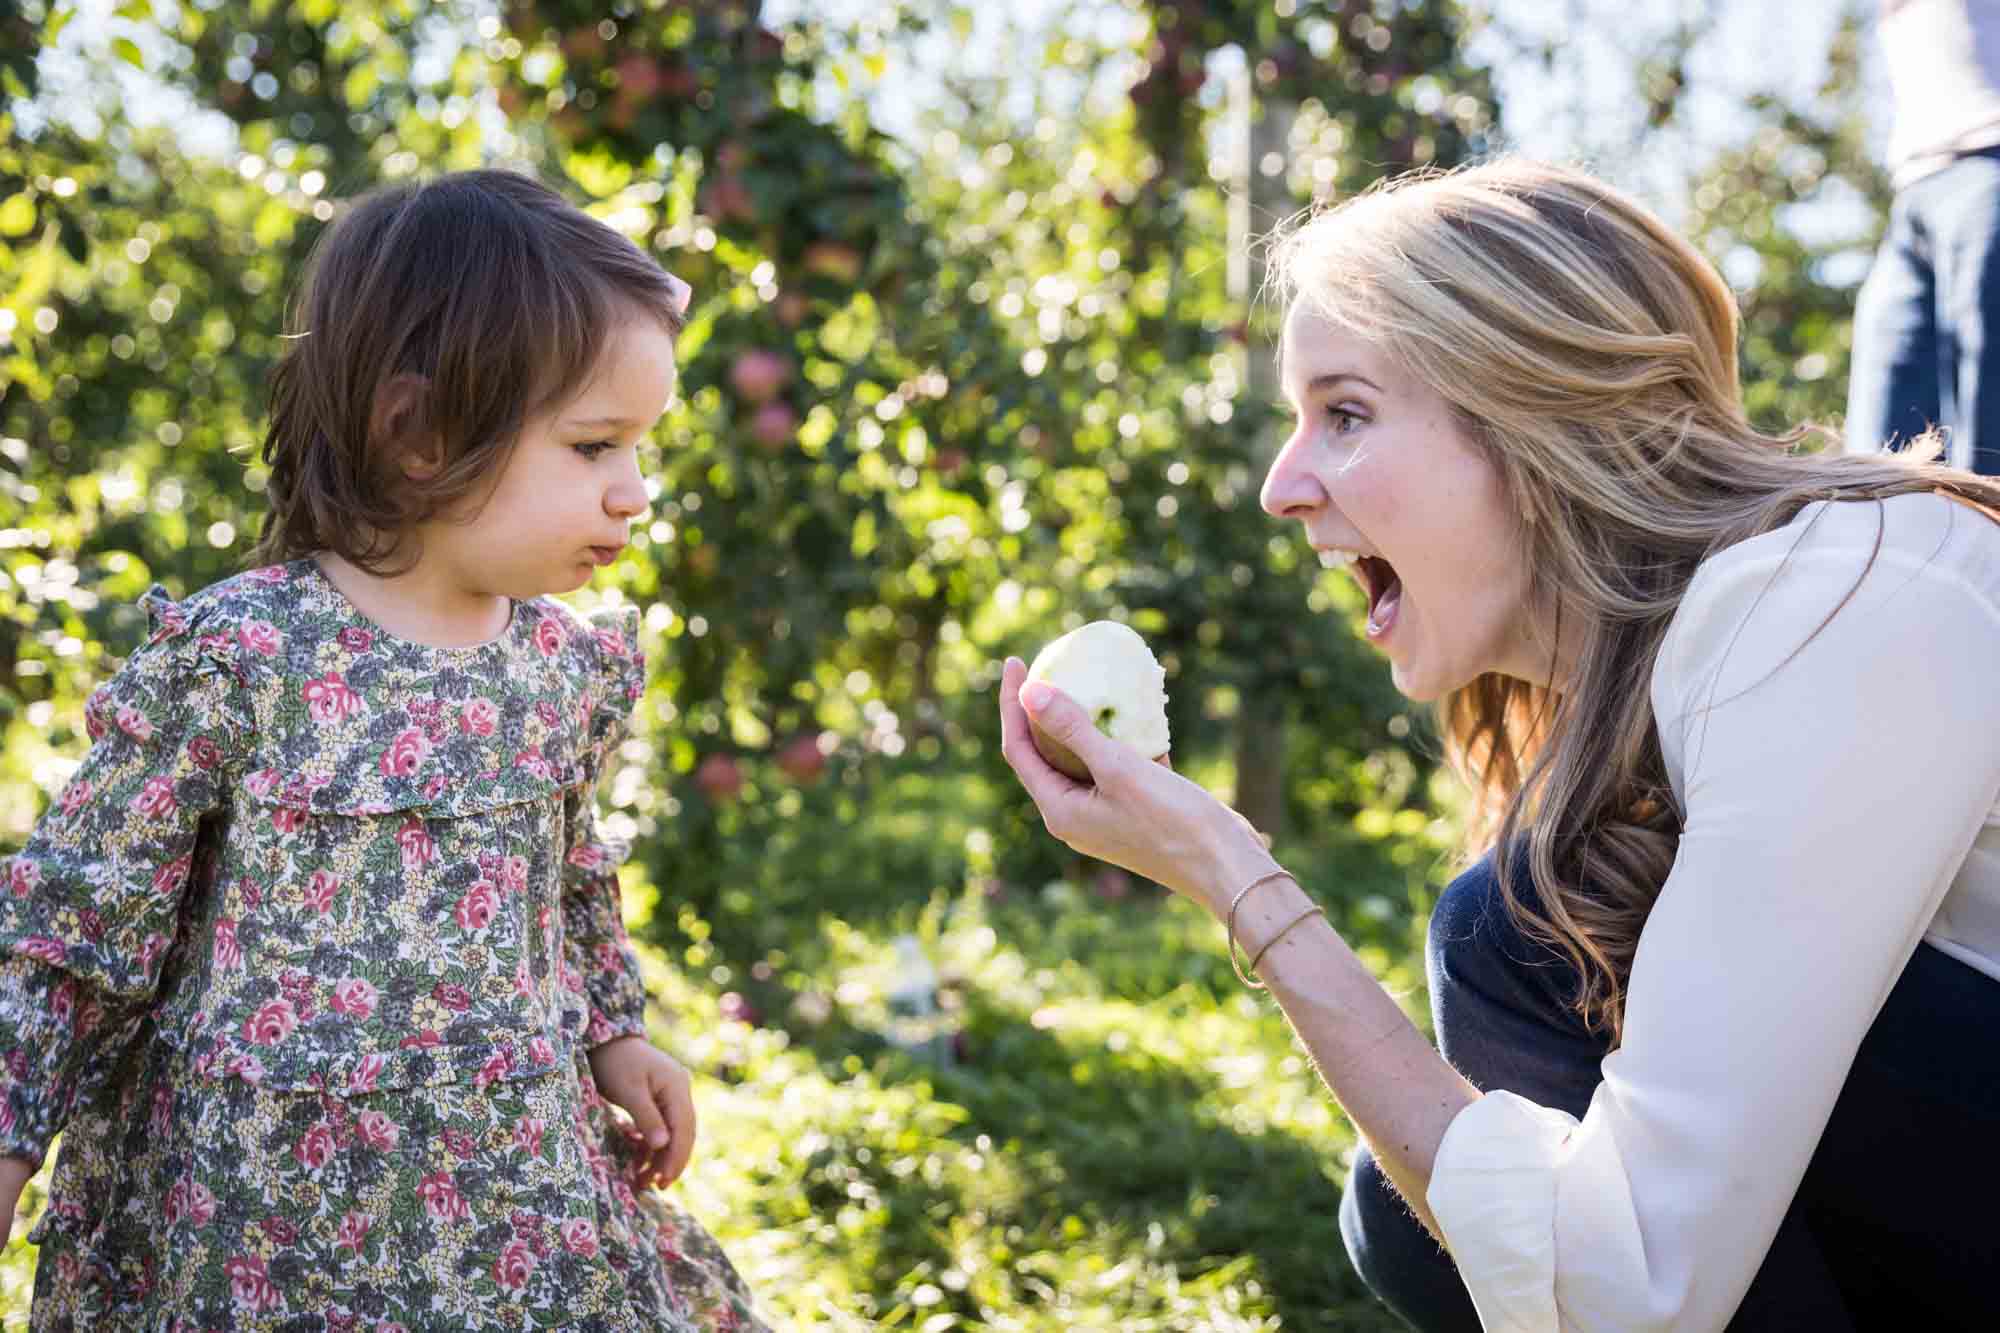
[1226,870,1295,988]
[1247,904,1327,979]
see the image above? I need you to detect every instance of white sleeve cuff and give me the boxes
[1426,1090,1576,1333]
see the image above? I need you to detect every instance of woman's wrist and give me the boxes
[1197,821,1289,921]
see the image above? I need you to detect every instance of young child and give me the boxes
[0,170,769,1330]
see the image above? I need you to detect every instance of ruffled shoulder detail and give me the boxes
[82,582,262,758]
[136,563,311,676]
[507,598,645,773]
[580,604,644,762]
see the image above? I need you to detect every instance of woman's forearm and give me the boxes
[1211,855,1479,1242]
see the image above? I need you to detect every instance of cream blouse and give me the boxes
[1425,492,2000,1331]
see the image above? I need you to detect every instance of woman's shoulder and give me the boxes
[1689,492,2000,609]
[1658,492,2000,707]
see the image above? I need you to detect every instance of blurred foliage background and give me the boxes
[0,0,1882,1326]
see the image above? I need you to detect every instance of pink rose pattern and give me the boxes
[0,566,766,1329]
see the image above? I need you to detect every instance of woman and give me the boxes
[998,160,2000,1331]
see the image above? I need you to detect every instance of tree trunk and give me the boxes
[1228,61,1295,842]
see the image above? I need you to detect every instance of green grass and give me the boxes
[0,761,1449,1329]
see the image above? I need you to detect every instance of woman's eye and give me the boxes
[573,440,614,461]
[1326,406,1365,434]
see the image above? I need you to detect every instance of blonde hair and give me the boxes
[1271,159,2000,1041]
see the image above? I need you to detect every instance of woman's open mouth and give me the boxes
[1354,555,1404,640]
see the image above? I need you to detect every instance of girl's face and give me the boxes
[421,315,678,600]
[1260,306,1555,701]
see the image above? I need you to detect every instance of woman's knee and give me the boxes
[1339,1145,1481,1333]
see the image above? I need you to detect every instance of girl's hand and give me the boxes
[998,656,1278,909]
[0,1155,36,1247]
[588,1036,697,1190]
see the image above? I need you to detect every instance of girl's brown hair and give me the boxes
[1272,159,2000,1041]
[254,168,687,572]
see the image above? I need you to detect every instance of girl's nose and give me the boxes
[604,455,650,520]
[1259,429,1325,520]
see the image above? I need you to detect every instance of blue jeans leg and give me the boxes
[1848,195,1941,458]
[1926,149,2000,475]
[1849,147,2000,475]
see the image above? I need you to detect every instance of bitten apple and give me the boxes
[1023,620,1170,780]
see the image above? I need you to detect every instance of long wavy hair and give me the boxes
[1271,159,2000,1042]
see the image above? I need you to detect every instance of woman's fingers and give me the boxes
[998,657,1084,803]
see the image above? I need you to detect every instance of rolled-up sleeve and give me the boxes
[1426,512,2000,1330]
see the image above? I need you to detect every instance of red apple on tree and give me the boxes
[776,733,827,784]
[774,291,810,328]
[702,175,755,223]
[695,753,742,803]
[727,349,792,404]
[749,400,798,452]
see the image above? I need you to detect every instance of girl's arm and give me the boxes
[0,593,252,1166]
[0,1154,35,1246]
[558,606,651,1049]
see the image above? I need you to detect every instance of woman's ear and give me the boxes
[370,373,443,479]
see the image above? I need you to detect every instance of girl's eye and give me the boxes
[573,440,615,461]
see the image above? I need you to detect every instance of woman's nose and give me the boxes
[1259,430,1324,520]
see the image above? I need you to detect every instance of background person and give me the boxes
[1846,0,2000,475]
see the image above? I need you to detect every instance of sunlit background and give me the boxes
[2,1,1885,1326]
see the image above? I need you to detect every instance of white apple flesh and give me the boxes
[1023,620,1171,781]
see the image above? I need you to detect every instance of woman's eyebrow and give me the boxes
[566,414,646,430]
[1305,372,1382,395]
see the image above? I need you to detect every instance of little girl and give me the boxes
[0,170,769,1331]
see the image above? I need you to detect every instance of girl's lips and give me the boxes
[588,546,623,566]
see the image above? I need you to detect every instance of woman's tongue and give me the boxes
[1363,557,1403,637]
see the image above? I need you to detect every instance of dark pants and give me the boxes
[1339,852,2000,1331]
[1847,145,2000,476]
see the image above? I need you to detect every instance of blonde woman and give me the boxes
[999,160,2000,1331]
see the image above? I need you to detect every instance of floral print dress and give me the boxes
[0,560,769,1331]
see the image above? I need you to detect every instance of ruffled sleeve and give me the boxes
[0,586,254,1162]
[559,606,651,1047]
[1424,498,2000,1330]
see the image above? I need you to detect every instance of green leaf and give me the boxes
[252,198,293,249]
[112,36,144,70]
[0,193,34,239]
[344,62,379,105]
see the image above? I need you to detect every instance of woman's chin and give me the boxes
[1388,660,1444,703]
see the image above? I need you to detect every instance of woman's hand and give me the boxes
[998,656,1279,909]
[588,1035,697,1190]
[0,1155,36,1247]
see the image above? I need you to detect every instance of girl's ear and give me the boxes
[371,373,443,479]
[664,272,692,316]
